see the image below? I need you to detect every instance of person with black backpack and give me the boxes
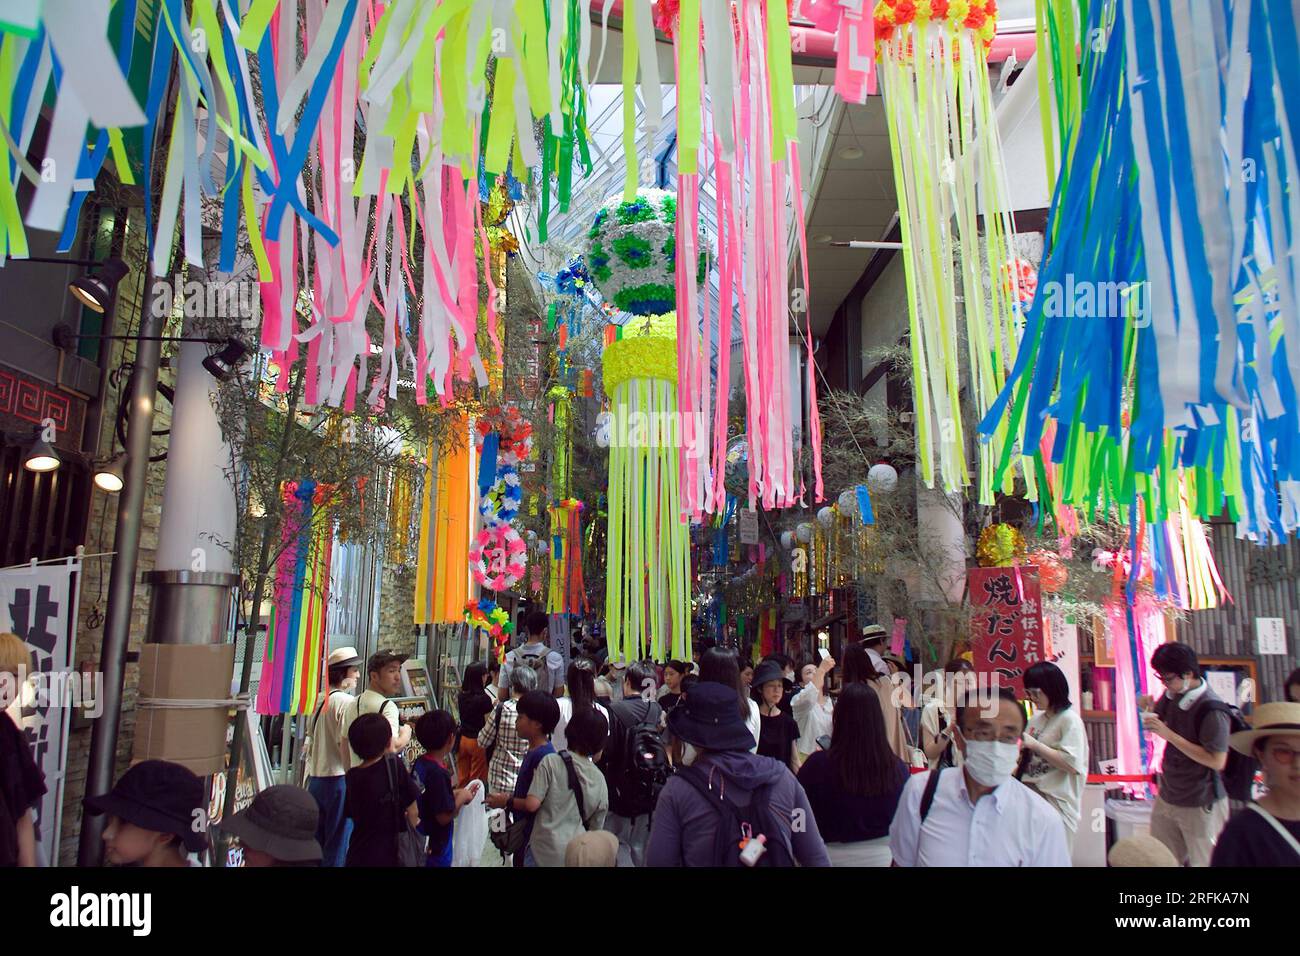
[1139,643,1235,867]
[645,681,830,867]
[600,661,669,866]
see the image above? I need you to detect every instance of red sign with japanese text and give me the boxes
[967,567,1044,698]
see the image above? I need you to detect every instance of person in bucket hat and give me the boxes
[644,682,830,867]
[223,785,322,867]
[1211,702,1300,867]
[84,759,207,867]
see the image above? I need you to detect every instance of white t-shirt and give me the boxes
[552,698,611,752]
[501,642,565,694]
[1020,707,1088,835]
[790,684,833,756]
[306,689,354,778]
[349,689,399,768]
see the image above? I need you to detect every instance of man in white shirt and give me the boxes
[351,651,411,767]
[890,687,1070,867]
[305,646,361,866]
[499,611,565,698]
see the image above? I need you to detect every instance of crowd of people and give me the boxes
[1,622,1299,868]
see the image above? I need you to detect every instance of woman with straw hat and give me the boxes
[1210,702,1300,866]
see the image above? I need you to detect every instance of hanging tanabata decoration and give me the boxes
[258,479,333,716]
[547,499,588,616]
[414,419,475,625]
[464,599,514,664]
[983,0,1300,544]
[668,0,824,517]
[874,0,1024,502]
[601,313,692,663]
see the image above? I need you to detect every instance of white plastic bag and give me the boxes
[451,783,487,867]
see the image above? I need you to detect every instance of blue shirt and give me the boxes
[413,755,455,867]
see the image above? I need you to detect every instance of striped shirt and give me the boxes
[478,697,528,794]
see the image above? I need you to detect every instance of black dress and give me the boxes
[756,708,799,765]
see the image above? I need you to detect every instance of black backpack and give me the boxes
[675,764,793,867]
[608,699,670,817]
[1194,699,1258,802]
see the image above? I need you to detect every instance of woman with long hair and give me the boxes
[455,660,493,787]
[1020,660,1088,852]
[839,643,913,764]
[698,647,761,751]
[553,658,611,752]
[797,682,908,866]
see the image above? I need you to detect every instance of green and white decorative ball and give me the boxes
[584,188,708,316]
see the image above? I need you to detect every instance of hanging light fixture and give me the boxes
[93,453,128,493]
[23,428,60,473]
[68,258,129,313]
[202,338,251,380]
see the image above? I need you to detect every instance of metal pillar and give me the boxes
[77,275,164,866]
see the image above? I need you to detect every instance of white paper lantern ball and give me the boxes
[780,531,795,550]
[796,522,814,543]
[866,462,899,495]
[837,489,858,516]
[817,506,835,528]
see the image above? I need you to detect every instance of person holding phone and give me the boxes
[797,683,908,866]
[792,653,835,765]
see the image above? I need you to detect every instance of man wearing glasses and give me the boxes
[1138,643,1231,867]
[889,687,1070,866]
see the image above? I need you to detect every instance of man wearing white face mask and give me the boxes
[889,687,1070,867]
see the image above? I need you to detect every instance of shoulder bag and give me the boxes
[386,755,426,867]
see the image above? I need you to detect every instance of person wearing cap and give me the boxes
[305,646,362,866]
[224,785,322,867]
[84,760,208,867]
[564,829,619,867]
[644,682,831,867]
[753,660,799,772]
[352,651,412,767]
[1211,702,1300,867]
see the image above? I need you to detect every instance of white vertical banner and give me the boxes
[1044,607,1082,712]
[0,561,81,865]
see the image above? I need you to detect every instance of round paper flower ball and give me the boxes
[585,188,707,316]
[1030,549,1069,593]
[866,462,899,495]
[837,489,859,517]
[977,523,1027,568]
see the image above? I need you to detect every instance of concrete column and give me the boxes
[916,484,967,606]
[147,329,241,641]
